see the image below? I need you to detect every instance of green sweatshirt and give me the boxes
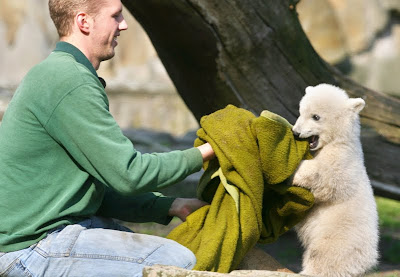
[0,42,203,252]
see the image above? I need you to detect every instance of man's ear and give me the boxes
[76,12,91,34]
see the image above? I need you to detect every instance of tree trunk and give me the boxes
[122,0,400,200]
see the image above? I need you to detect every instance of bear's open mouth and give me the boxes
[309,135,319,150]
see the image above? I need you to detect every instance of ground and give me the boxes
[124,196,400,276]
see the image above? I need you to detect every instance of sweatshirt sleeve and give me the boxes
[96,188,175,225]
[45,83,203,196]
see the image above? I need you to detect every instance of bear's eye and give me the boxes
[312,114,320,121]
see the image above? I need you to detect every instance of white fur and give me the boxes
[292,84,379,277]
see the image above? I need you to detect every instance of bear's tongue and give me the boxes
[309,135,319,150]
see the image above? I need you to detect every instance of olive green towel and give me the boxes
[167,105,314,273]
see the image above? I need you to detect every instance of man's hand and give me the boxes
[196,142,215,162]
[168,198,208,221]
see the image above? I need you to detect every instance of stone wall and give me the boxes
[0,0,199,135]
[0,0,399,135]
[297,0,400,98]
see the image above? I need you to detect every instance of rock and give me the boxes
[142,265,307,277]
[297,0,387,63]
[237,247,293,273]
[349,22,400,98]
[0,0,198,134]
[297,0,400,98]
[297,0,347,63]
[139,240,301,276]
[122,128,197,153]
[382,0,400,12]
[0,0,57,89]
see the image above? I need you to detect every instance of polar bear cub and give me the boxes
[292,84,379,277]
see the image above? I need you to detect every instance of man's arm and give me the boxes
[97,188,209,224]
[46,83,206,196]
[96,189,175,224]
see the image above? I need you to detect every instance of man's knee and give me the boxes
[149,238,196,269]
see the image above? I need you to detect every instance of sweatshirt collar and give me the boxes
[54,41,98,77]
[54,41,106,88]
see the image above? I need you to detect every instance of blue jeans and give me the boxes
[0,217,196,277]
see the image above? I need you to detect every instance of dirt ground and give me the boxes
[127,220,400,276]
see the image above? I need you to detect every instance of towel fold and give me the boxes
[167,105,314,272]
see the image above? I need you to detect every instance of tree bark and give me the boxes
[122,0,400,200]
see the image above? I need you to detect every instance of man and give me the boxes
[0,0,214,276]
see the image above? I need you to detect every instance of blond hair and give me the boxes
[48,0,105,37]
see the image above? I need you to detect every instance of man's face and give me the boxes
[90,0,128,63]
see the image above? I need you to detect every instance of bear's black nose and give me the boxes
[292,130,300,137]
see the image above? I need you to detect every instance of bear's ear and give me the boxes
[305,86,314,94]
[348,98,365,113]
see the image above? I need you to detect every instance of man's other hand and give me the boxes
[168,198,208,221]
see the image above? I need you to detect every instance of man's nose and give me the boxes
[119,18,128,31]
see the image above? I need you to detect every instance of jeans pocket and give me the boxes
[0,250,25,276]
[35,223,87,258]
